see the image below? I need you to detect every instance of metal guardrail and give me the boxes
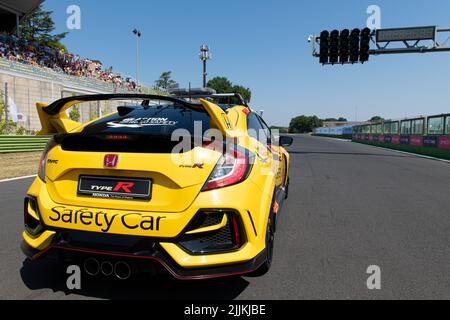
[0,136,50,154]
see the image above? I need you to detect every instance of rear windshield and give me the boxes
[82,105,211,136]
[60,105,212,153]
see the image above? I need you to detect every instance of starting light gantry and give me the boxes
[309,26,450,65]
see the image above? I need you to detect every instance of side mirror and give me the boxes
[279,136,294,147]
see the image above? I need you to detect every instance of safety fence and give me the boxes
[353,114,450,160]
[352,134,450,160]
[0,135,50,154]
[314,125,354,140]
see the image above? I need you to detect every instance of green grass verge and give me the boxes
[0,135,51,154]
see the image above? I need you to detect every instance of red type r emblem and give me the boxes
[104,154,119,168]
[113,182,135,193]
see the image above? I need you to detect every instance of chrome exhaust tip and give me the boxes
[114,261,132,280]
[101,261,114,277]
[84,258,100,276]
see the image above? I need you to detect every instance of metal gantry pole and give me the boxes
[136,35,140,86]
[133,29,142,88]
[199,45,211,88]
[203,59,207,88]
[16,14,20,37]
[4,82,8,123]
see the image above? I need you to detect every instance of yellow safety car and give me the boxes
[21,90,292,280]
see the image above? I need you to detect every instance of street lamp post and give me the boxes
[133,28,142,87]
[199,45,211,88]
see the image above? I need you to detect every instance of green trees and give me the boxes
[207,77,252,102]
[20,5,68,49]
[370,116,384,122]
[289,116,323,134]
[206,77,232,93]
[69,107,81,122]
[324,117,348,122]
[154,71,179,92]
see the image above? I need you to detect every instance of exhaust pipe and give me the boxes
[114,261,132,280]
[101,261,114,277]
[84,258,100,276]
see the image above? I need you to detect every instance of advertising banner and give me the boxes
[438,136,450,149]
[400,136,410,145]
[384,136,392,143]
[368,135,373,141]
[391,136,400,144]
[423,136,439,148]
[378,135,385,143]
[410,136,423,146]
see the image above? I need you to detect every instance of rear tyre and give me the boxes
[284,178,290,200]
[249,214,275,277]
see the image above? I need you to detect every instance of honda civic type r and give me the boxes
[21,93,292,280]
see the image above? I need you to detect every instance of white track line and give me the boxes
[314,136,352,142]
[0,175,37,183]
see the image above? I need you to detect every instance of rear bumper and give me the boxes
[24,176,274,272]
[21,238,266,280]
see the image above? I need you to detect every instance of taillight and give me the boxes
[202,147,251,191]
[38,137,58,183]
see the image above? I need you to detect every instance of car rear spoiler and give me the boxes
[169,88,249,108]
[36,94,236,136]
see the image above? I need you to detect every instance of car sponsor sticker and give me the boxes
[107,117,178,128]
[49,206,166,233]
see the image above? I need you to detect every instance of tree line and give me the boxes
[288,115,385,134]
[154,73,252,103]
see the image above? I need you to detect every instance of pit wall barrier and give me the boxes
[352,134,450,160]
[314,125,353,140]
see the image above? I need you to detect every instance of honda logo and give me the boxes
[104,155,119,168]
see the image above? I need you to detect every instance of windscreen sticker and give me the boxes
[107,117,178,128]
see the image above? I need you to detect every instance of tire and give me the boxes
[284,178,290,200]
[249,213,275,277]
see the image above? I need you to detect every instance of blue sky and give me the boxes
[44,0,450,126]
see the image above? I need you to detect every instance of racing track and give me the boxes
[0,135,449,300]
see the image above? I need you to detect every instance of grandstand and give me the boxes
[0,1,159,132]
[0,58,129,93]
[0,57,160,131]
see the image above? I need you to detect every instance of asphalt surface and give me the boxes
[0,135,449,300]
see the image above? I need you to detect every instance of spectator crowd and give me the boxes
[0,33,140,92]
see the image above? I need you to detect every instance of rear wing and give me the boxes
[169,88,249,108]
[36,93,235,136]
